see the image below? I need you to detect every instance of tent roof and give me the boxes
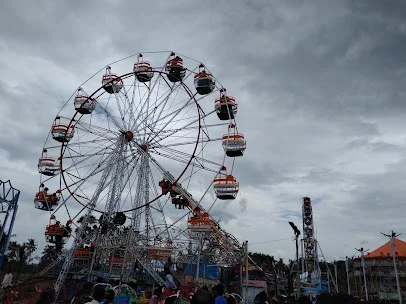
[365,238,406,258]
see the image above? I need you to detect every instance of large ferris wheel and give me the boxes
[34,51,247,294]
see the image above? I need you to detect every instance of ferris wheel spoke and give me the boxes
[142,93,197,143]
[146,92,215,144]
[133,84,191,139]
[153,145,223,172]
[94,99,125,131]
[62,141,116,174]
[144,63,200,130]
[149,109,216,147]
[149,150,218,174]
[153,137,222,149]
[146,77,185,138]
[149,87,219,142]
[63,155,114,201]
[76,120,121,140]
[131,73,175,134]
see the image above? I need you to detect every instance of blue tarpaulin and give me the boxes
[183,261,220,279]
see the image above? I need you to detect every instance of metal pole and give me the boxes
[390,233,402,304]
[245,241,249,304]
[240,264,243,296]
[355,247,369,301]
[327,273,330,293]
[0,203,18,268]
[273,262,278,296]
[295,235,300,299]
[345,257,350,295]
[334,262,338,293]
[196,233,203,288]
[381,231,403,304]
[300,239,305,275]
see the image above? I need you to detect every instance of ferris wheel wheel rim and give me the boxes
[58,70,204,214]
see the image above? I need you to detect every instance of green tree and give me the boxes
[6,239,38,280]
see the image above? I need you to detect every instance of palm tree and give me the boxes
[25,239,37,262]
[40,245,60,263]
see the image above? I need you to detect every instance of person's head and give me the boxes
[82,282,94,294]
[36,288,55,304]
[213,284,224,297]
[92,286,105,302]
[298,296,312,304]
[105,289,115,301]
[96,276,104,283]
[315,293,330,304]
[227,295,237,304]
[191,289,215,304]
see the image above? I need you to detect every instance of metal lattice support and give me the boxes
[302,197,320,284]
[53,151,117,301]
[0,180,20,268]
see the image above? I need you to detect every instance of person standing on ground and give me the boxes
[213,284,227,304]
[1,269,13,302]
[1,269,12,289]
[164,257,177,289]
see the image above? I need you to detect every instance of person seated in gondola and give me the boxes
[63,221,72,237]
[170,186,181,208]
[177,195,187,210]
[171,195,181,209]
[169,186,178,198]
[159,178,171,195]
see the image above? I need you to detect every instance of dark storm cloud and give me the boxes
[1,0,406,261]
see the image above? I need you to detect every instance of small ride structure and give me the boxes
[30,51,248,302]
[298,197,336,297]
[0,180,20,268]
[302,197,319,283]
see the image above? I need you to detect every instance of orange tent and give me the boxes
[364,238,406,259]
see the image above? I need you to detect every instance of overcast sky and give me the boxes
[1,0,406,263]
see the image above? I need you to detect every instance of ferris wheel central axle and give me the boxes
[120,130,134,142]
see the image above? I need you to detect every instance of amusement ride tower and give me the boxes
[302,197,321,284]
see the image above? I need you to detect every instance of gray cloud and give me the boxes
[1,0,406,263]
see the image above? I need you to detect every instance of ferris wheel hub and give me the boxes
[120,130,134,142]
[140,144,148,152]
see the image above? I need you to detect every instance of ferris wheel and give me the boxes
[34,51,247,288]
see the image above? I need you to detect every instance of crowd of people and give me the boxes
[253,291,401,304]
[1,267,403,304]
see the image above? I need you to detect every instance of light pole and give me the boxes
[355,247,369,301]
[334,261,338,293]
[289,221,301,299]
[341,256,351,295]
[381,231,402,304]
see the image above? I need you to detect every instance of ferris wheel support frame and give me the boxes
[0,180,20,269]
[53,153,117,302]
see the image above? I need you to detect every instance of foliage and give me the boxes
[7,239,37,264]
[248,252,290,281]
